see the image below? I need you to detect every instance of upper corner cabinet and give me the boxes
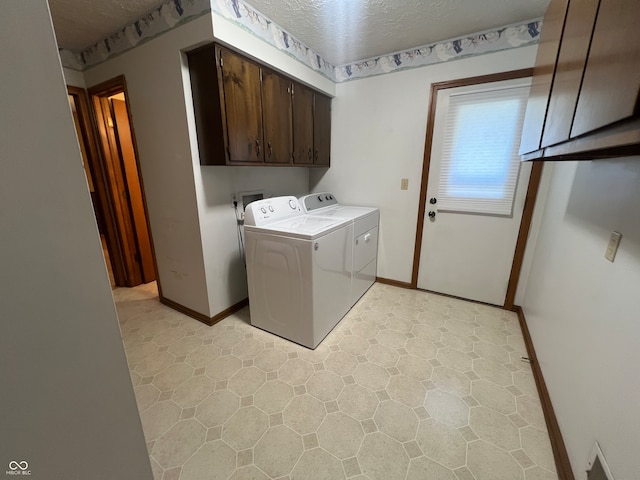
[187,43,332,167]
[313,93,332,166]
[519,0,640,159]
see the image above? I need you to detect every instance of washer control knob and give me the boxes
[268,205,274,212]
[317,195,323,202]
[325,195,330,200]
[260,207,267,214]
[288,199,297,209]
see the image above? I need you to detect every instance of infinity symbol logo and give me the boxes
[8,461,28,470]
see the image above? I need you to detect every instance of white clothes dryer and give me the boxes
[299,193,380,306]
[244,196,353,349]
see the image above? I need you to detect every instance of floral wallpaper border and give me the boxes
[59,0,541,83]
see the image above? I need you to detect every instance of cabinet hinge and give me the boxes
[219,55,223,68]
[291,84,294,95]
[260,69,263,82]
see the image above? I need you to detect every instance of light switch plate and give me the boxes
[605,231,622,262]
[400,178,409,190]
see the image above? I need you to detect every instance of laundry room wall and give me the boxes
[83,11,334,319]
[309,46,538,284]
[521,158,640,480]
[0,2,152,477]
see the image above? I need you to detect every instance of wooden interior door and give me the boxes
[261,69,292,164]
[220,48,264,163]
[111,99,155,283]
[292,82,314,165]
[313,93,331,166]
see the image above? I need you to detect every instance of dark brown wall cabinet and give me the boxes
[520,0,640,160]
[188,44,331,167]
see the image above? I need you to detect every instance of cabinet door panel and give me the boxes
[262,70,292,164]
[313,93,331,166]
[541,0,599,147]
[220,48,263,162]
[292,83,314,165]
[571,0,640,137]
[519,0,570,154]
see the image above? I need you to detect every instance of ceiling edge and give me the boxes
[58,0,541,84]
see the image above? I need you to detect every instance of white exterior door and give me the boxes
[417,78,532,306]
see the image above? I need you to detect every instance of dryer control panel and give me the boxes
[300,192,338,213]
[244,196,303,226]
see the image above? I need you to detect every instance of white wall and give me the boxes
[63,66,86,88]
[0,2,152,478]
[310,46,538,283]
[83,13,330,318]
[521,158,640,480]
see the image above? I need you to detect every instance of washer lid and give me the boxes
[308,205,379,221]
[245,215,350,240]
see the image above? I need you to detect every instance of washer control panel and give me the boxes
[300,192,338,212]
[244,196,303,226]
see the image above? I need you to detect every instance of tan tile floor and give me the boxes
[115,282,559,480]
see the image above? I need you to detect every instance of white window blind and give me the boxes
[437,85,529,216]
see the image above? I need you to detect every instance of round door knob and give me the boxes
[429,197,437,205]
[428,211,436,218]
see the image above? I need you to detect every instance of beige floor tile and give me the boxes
[278,358,314,386]
[471,379,517,415]
[172,374,216,408]
[152,419,207,469]
[467,439,525,480]
[352,361,390,391]
[470,405,521,451]
[517,395,547,430]
[140,400,181,441]
[180,440,235,480]
[324,350,358,376]
[185,344,221,369]
[405,337,438,360]
[513,370,538,398]
[134,383,161,412]
[254,424,303,478]
[521,426,557,473]
[387,375,427,408]
[432,366,472,396]
[406,456,457,480]
[254,379,294,414]
[317,412,364,459]
[195,389,239,427]
[152,363,194,391]
[222,406,269,450]
[291,448,345,480]
[205,355,243,382]
[283,394,326,434]
[416,418,467,469]
[229,465,269,480]
[374,400,418,442]
[525,465,559,480]
[228,366,266,397]
[337,384,379,420]
[306,370,344,402]
[473,358,514,386]
[357,432,409,480]
[253,347,288,372]
[424,389,469,428]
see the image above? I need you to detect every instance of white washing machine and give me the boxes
[299,193,379,306]
[244,196,353,349]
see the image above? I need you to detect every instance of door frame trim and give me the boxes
[88,75,160,290]
[410,68,538,309]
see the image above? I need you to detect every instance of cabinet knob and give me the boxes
[255,139,261,157]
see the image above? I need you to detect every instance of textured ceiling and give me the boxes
[49,0,166,51]
[49,0,549,65]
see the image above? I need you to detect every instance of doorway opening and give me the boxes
[81,75,156,287]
